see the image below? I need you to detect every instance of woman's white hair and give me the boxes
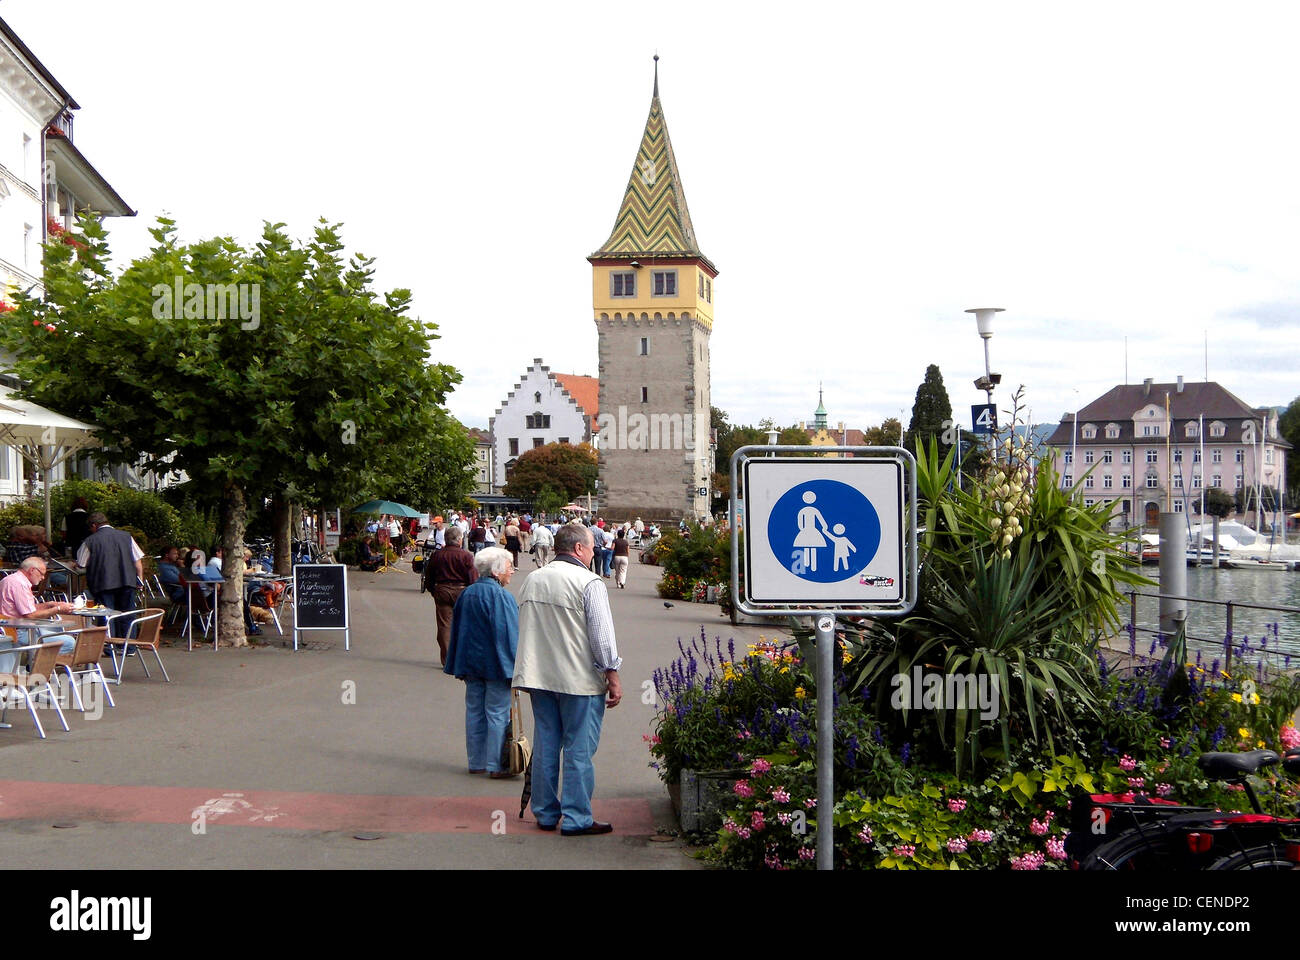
[474,546,513,579]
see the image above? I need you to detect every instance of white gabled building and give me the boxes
[0,17,133,502]
[489,358,597,489]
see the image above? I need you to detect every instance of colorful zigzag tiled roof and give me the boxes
[591,65,713,270]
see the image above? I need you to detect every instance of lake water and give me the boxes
[1126,564,1300,669]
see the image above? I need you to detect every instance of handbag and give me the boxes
[500,688,532,776]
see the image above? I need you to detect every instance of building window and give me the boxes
[1104,475,1113,489]
[23,223,32,269]
[1103,450,1113,464]
[611,272,636,297]
[1142,425,1162,437]
[1122,474,1131,488]
[1192,474,1201,487]
[1173,449,1182,463]
[1234,448,1244,463]
[508,438,519,456]
[698,274,705,297]
[1173,499,1183,513]
[1192,450,1201,463]
[1146,449,1158,463]
[1062,474,1073,488]
[1084,450,1094,464]
[533,437,544,448]
[1121,450,1131,464]
[1146,474,1159,488]
[1210,421,1226,437]
[534,391,541,403]
[639,337,648,356]
[706,279,711,302]
[558,437,569,444]
[640,386,648,403]
[1081,425,1097,439]
[1105,424,1120,439]
[1084,476,1094,488]
[1265,448,1273,464]
[525,413,551,429]
[1174,475,1182,488]
[1212,449,1222,464]
[1235,475,1243,489]
[1212,474,1221,487]
[1084,499,1095,508]
[652,270,677,296]
[1064,450,1073,465]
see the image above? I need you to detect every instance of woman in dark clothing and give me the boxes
[612,528,631,588]
[64,498,91,555]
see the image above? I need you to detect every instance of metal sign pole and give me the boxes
[815,612,835,870]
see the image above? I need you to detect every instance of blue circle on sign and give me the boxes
[767,479,881,584]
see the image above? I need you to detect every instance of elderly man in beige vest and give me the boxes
[513,524,622,836]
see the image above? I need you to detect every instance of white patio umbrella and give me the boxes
[0,387,101,540]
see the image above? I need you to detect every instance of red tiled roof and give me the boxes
[554,374,599,419]
[465,427,492,444]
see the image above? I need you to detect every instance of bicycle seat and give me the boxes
[1199,749,1279,780]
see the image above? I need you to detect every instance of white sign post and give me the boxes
[730,446,917,870]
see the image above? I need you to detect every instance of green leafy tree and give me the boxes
[385,411,478,513]
[1202,487,1234,519]
[0,215,458,645]
[863,417,904,447]
[905,364,954,457]
[503,443,598,502]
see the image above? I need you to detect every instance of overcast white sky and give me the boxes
[7,0,1300,432]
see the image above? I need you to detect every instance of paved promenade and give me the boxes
[0,553,772,869]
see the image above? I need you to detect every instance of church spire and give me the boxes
[590,57,714,270]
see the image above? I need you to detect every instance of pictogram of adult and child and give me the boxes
[766,479,882,584]
[793,490,856,573]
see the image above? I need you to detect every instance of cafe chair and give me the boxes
[54,625,116,711]
[0,640,70,739]
[104,609,168,682]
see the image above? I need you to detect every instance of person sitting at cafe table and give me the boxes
[0,557,77,671]
[358,535,383,572]
[157,546,188,604]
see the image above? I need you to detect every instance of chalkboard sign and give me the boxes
[292,564,350,650]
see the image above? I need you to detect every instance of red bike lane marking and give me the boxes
[0,779,655,835]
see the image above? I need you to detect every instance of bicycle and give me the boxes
[1071,748,1300,871]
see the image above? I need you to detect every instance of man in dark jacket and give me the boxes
[76,512,143,637]
[424,526,476,665]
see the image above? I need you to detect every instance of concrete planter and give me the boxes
[675,767,746,833]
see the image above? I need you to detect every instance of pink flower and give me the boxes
[651,735,660,745]
[1127,777,1145,789]
[797,846,815,861]
[1044,811,1055,822]
[1046,837,1067,861]
[892,844,916,859]
[737,826,751,839]
[1118,755,1137,772]
[947,798,967,813]
[723,818,739,834]
[750,811,766,831]
[750,758,772,775]
[857,826,873,843]
[733,780,754,798]
[1159,737,1171,749]
[946,837,968,853]
[1010,851,1045,870]
[770,786,791,804]
[1281,725,1300,751]
[969,829,994,844]
[1029,818,1049,836]
[1156,783,1173,797]
[777,812,793,826]
[804,798,817,809]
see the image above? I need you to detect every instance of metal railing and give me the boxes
[1124,589,1300,674]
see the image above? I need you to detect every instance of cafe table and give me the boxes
[0,617,82,720]
[176,572,221,652]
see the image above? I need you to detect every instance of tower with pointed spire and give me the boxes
[589,58,716,521]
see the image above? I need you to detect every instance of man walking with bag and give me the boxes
[423,526,476,665]
[513,524,622,835]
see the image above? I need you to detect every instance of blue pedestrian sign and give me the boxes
[740,455,910,609]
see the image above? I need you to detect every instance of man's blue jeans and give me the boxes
[464,678,512,773]
[601,548,614,577]
[527,689,605,830]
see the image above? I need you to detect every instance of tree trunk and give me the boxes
[271,492,292,576]
[219,482,248,648]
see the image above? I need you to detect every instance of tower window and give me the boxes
[509,438,519,456]
[611,272,636,297]
[652,270,677,296]
[639,337,648,356]
[641,386,648,403]
[534,391,541,403]
[706,279,711,302]
[698,274,704,297]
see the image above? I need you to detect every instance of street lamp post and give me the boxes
[966,307,1004,459]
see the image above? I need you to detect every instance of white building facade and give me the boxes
[489,358,595,489]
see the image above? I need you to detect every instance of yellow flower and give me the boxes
[779,666,789,674]
[1231,693,1243,703]
[1257,740,1266,748]
[795,687,806,700]
[1238,727,1251,739]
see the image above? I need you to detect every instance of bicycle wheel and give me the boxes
[1079,828,1171,870]
[1209,843,1295,870]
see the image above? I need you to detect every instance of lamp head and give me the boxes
[965,307,1004,339]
